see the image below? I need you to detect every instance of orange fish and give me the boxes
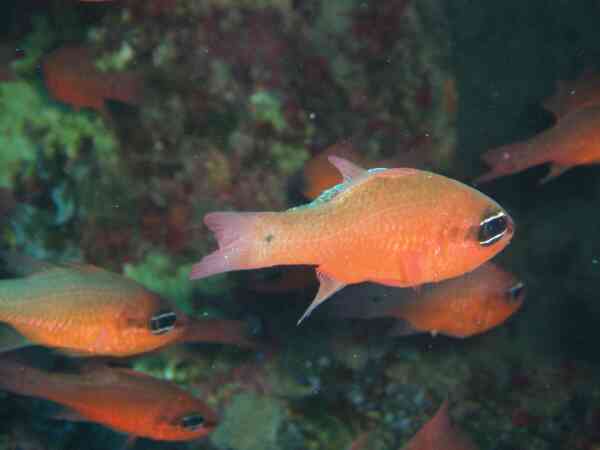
[0,360,217,441]
[42,45,142,114]
[474,106,600,184]
[190,156,514,324]
[543,71,600,119]
[402,401,478,450]
[0,257,256,356]
[329,262,525,338]
[302,141,429,200]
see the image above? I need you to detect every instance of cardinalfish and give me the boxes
[0,359,217,441]
[402,401,478,450]
[329,262,525,338]
[42,45,142,115]
[190,156,514,324]
[474,105,600,184]
[0,256,256,357]
[543,70,600,119]
[302,141,430,199]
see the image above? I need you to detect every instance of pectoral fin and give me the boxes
[297,269,346,325]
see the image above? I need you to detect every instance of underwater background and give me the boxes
[0,0,599,449]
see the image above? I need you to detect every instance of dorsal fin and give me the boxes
[328,156,367,182]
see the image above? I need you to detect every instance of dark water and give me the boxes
[0,1,599,449]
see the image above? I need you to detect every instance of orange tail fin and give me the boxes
[189,212,266,280]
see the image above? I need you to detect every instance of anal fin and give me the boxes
[297,269,346,325]
[539,163,571,184]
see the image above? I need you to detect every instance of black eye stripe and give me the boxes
[478,211,508,246]
[150,311,177,335]
[181,414,205,430]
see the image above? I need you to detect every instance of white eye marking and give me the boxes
[478,211,508,246]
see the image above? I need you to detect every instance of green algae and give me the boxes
[249,90,287,132]
[95,42,136,72]
[124,251,196,313]
[211,392,288,450]
[0,81,117,188]
[124,251,234,315]
[269,142,309,175]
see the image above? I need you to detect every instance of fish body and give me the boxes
[0,261,254,356]
[475,106,600,184]
[191,156,514,323]
[331,263,524,338]
[543,71,600,119]
[402,401,478,450]
[0,361,217,441]
[387,263,524,337]
[43,46,141,113]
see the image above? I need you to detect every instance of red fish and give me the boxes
[402,401,478,450]
[329,262,525,338]
[474,106,600,184]
[543,71,600,119]
[0,257,256,356]
[42,45,142,114]
[190,156,514,324]
[0,360,217,441]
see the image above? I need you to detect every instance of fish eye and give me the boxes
[180,414,205,431]
[149,311,177,335]
[478,211,509,246]
[506,281,525,302]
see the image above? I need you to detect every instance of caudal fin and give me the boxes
[473,141,535,185]
[189,212,263,280]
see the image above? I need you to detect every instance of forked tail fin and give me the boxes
[473,140,544,185]
[189,212,265,280]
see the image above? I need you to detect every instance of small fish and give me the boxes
[402,401,478,450]
[42,45,142,114]
[329,263,525,338]
[474,106,600,184]
[0,359,217,441]
[543,71,600,119]
[0,256,256,356]
[190,156,514,324]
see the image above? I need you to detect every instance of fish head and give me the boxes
[437,187,514,282]
[153,396,218,441]
[451,264,525,336]
[116,294,188,352]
